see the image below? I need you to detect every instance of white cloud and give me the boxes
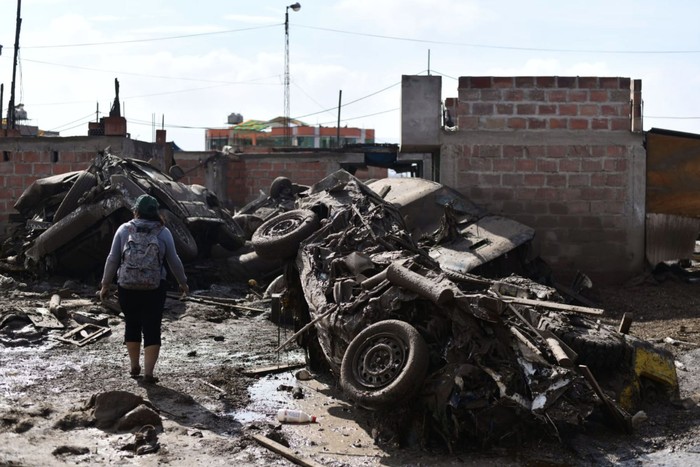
[334,0,487,37]
[223,14,279,24]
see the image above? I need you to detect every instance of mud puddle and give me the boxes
[232,372,298,424]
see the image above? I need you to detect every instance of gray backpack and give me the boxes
[118,222,164,290]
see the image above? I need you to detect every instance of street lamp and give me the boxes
[284,2,301,147]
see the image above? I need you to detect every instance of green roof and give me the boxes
[231,119,269,132]
[232,117,309,132]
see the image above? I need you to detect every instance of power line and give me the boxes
[645,116,700,120]
[22,58,280,85]
[128,118,214,130]
[429,69,459,81]
[293,81,401,120]
[52,117,95,133]
[22,24,281,49]
[20,20,699,55]
[49,112,97,132]
[296,24,700,55]
[317,107,399,126]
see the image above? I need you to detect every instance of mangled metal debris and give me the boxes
[25,307,64,329]
[260,170,679,447]
[8,149,246,277]
[57,323,111,347]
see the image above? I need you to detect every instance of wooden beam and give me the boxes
[252,434,325,467]
[240,362,305,377]
[502,297,604,315]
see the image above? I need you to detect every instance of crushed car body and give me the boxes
[367,177,536,277]
[8,150,245,276]
[255,170,679,447]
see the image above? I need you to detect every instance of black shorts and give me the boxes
[118,281,167,347]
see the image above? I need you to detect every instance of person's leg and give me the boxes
[119,286,144,376]
[142,282,167,381]
[143,344,160,378]
[126,341,141,375]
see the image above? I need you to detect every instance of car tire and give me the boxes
[270,176,292,198]
[53,171,97,222]
[539,314,631,370]
[251,209,319,259]
[162,210,198,262]
[340,320,429,410]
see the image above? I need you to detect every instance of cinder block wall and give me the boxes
[441,76,646,282]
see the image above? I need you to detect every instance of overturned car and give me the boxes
[257,171,679,447]
[7,150,245,277]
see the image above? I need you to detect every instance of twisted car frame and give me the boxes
[8,150,245,277]
[253,170,679,447]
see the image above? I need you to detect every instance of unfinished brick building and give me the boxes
[436,76,646,281]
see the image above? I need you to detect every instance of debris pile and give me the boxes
[0,155,685,451]
[4,150,245,278]
[258,170,680,448]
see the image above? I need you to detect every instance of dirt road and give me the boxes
[0,273,699,466]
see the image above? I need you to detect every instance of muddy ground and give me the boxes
[0,267,699,466]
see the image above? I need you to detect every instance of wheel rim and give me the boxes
[352,332,407,389]
[262,215,303,237]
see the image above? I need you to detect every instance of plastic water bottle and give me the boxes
[277,408,316,423]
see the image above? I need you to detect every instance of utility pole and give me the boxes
[336,90,342,148]
[284,2,301,147]
[7,0,22,130]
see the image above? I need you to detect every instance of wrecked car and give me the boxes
[233,176,308,239]
[222,176,311,283]
[257,170,678,447]
[7,150,245,277]
[367,177,536,278]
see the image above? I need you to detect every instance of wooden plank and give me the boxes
[618,312,633,334]
[503,297,604,316]
[252,434,325,467]
[26,307,64,329]
[546,337,572,367]
[196,378,226,394]
[240,362,306,377]
[578,364,632,433]
[553,281,599,308]
[56,323,110,346]
[166,292,266,314]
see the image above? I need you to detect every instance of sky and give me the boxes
[1,0,700,151]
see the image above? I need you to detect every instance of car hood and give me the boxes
[368,177,535,274]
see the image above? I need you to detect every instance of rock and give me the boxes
[90,391,145,429]
[14,418,34,433]
[116,405,162,432]
[632,410,648,428]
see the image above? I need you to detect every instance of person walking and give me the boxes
[99,194,189,384]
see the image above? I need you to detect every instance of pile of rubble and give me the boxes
[253,171,679,447]
[0,152,683,449]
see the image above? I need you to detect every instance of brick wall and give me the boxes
[0,136,389,236]
[0,136,166,229]
[175,151,388,211]
[441,76,646,282]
